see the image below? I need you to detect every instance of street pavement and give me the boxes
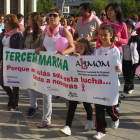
[0,74,140,140]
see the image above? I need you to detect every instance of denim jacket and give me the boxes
[0,29,24,61]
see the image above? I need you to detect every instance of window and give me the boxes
[0,0,4,14]
[10,0,18,14]
[64,8,68,13]
[65,0,75,2]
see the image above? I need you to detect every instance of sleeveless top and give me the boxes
[43,32,61,53]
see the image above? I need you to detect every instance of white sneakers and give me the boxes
[121,92,127,97]
[60,126,71,136]
[121,90,134,97]
[93,132,105,139]
[128,89,133,94]
[60,120,93,136]
[85,120,94,130]
[111,119,119,129]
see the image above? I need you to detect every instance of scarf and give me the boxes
[79,12,96,29]
[104,20,121,27]
[42,22,47,26]
[4,28,21,36]
[128,31,137,38]
[46,22,61,39]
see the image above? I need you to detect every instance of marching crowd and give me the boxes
[0,2,140,139]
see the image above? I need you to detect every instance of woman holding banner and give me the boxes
[23,12,43,117]
[35,8,74,128]
[0,14,23,111]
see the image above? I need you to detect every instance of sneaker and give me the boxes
[128,90,133,94]
[111,119,119,129]
[60,126,71,136]
[9,105,18,111]
[121,92,127,97]
[37,121,51,128]
[85,120,93,130]
[26,108,36,118]
[93,132,105,139]
[26,107,38,114]
[115,107,120,113]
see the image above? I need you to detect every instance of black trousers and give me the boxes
[122,60,139,93]
[0,62,19,104]
[95,104,119,134]
[66,100,93,128]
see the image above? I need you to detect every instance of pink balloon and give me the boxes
[136,65,140,77]
[55,37,68,52]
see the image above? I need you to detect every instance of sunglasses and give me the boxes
[41,15,45,17]
[48,14,59,18]
[101,14,106,16]
[4,20,8,23]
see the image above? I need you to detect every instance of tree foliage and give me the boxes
[91,0,108,16]
[37,0,54,14]
[120,0,137,18]
[73,8,79,16]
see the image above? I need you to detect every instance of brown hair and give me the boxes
[49,8,61,17]
[4,14,20,30]
[23,12,42,45]
[76,38,92,55]
[130,14,138,23]
[68,16,75,26]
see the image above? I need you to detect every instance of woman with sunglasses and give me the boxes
[99,10,107,23]
[68,16,76,29]
[35,8,74,128]
[0,14,23,111]
[0,14,4,33]
[23,12,43,117]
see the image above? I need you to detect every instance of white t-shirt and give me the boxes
[2,35,11,48]
[99,46,110,55]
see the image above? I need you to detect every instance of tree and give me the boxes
[73,8,79,17]
[121,0,137,18]
[37,0,54,14]
[91,0,108,16]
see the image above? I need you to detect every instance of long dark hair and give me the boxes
[105,3,124,23]
[100,25,115,42]
[23,12,42,45]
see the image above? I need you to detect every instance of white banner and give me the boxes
[3,48,119,106]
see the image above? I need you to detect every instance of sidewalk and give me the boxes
[0,74,140,140]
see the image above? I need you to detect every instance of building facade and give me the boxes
[0,0,36,16]
[54,0,122,16]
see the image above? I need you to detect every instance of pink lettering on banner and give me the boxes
[81,83,85,92]
[80,58,88,69]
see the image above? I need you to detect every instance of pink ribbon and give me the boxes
[81,83,85,92]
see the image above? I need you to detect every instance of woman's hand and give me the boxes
[115,37,119,41]
[73,53,80,57]
[35,47,41,55]
[115,66,121,72]
[56,51,63,55]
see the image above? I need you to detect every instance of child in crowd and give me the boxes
[60,38,93,136]
[93,25,121,139]
[121,20,140,97]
